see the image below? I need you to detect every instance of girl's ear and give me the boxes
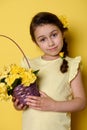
[62,32,65,38]
[62,31,66,39]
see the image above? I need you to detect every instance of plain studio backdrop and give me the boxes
[0,0,87,130]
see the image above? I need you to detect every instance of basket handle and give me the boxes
[0,34,30,68]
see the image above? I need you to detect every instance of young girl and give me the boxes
[13,12,86,130]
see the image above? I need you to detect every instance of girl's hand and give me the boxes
[12,97,28,110]
[25,91,56,111]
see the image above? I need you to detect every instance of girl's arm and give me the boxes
[54,70,87,112]
[26,70,87,112]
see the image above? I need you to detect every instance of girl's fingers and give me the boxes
[27,101,38,107]
[26,95,40,101]
[25,96,41,107]
[14,99,19,106]
[12,97,29,110]
[26,97,40,104]
[23,105,29,110]
[12,96,16,102]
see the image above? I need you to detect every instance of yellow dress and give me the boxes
[21,56,81,130]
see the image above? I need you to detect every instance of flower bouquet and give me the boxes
[0,35,40,107]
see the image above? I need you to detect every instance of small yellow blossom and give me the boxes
[10,64,26,74]
[0,83,6,93]
[59,52,64,58]
[59,15,69,28]
[0,83,11,101]
[5,74,20,86]
[21,70,37,86]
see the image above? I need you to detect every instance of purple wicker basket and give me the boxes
[12,82,40,106]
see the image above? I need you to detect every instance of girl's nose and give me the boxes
[48,38,54,46]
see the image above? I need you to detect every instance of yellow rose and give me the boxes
[10,64,25,74]
[5,74,20,86]
[0,83,11,101]
[21,71,37,86]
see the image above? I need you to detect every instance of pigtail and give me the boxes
[60,59,68,73]
[60,39,69,73]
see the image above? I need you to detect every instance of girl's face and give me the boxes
[34,24,64,60]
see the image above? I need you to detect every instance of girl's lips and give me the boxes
[48,46,58,51]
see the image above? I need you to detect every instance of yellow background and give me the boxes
[0,0,87,130]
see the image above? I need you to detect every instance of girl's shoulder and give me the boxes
[30,56,41,65]
[66,56,81,71]
[66,56,81,63]
[66,56,81,82]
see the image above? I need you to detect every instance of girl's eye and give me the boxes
[52,33,58,37]
[40,38,46,42]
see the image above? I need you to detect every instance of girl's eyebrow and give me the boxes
[37,29,58,39]
[50,29,58,34]
[37,35,45,40]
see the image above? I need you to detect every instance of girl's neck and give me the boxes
[41,54,59,61]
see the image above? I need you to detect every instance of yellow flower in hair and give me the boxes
[59,15,69,28]
[59,52,64,58]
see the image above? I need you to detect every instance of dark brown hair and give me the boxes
[29,12,68,73]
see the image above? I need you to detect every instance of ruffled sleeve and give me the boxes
[69,56,81,82]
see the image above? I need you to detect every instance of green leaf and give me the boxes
[7,78,22,95]
[7,86,13,95]
[12,78,22,88]
[0,77,6,83]
[33,70,39,75]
